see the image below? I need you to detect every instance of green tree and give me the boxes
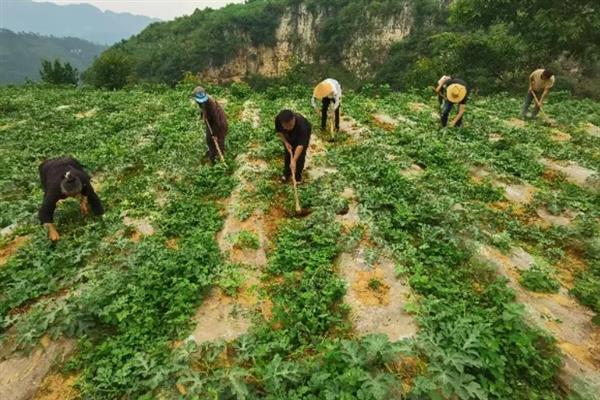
[39,59,79,84]
[83,50,133,89]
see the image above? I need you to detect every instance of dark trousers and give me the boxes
[205,127,225,162]
[522,90,543,120]
[440,100,463,127]
[321,98,340,131]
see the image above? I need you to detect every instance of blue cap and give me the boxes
[194,92,209,104]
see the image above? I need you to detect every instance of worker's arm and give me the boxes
[333,92,341,110]
[83,184,104,216]
[290,145,304,172]
[528,76,535,94]
[435,82,444,94]
[292,145,304,162]
[277,132,292,153]
[451,104,466,127]
[39,193,60,241]
[539,88,550,106]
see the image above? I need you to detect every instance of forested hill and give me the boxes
[0,29,106,85]
[1,0,159,45]
[87,0,599,96]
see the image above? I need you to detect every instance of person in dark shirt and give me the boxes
[439,78,469,127]
[192,86,228,163]
[38,156,104,241]
[275,110,312,183]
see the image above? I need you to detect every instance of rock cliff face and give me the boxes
[200,3,413,82]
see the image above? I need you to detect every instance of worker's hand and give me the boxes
[45,223,60,242]
[450,120,457,128]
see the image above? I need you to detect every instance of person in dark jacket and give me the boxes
[38,156,104,241]
[275,110,312,183]
[192,86,228,163]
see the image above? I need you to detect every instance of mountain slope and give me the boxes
[0,29,106,84]
[93,0,429,85]
[0,0,159,44]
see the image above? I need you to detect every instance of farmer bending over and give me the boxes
[311,78,342,132]
[434,75,452,106]
[39,156,104,241]
[439,78,469,128]
[522,69,554,120]
[192,86,228,163]
[275,110,312,184]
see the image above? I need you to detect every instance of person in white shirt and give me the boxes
[522,69,555,120]
[311,78,342,132]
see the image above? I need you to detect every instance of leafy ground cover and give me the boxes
[1,83,599,399]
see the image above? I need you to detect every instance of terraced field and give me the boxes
[1,84,599,399]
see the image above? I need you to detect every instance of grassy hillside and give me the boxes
[0,29,106,84]
[1,84,599,399]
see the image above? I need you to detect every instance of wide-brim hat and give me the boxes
[192,86,209,104]
[446,83,466,103]
[313,81,334,99]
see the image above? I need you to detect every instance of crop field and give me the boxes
[1,83,599,399]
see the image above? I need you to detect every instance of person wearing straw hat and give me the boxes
[38,156,104,241]
[311,78,342,132]
[439,78,469,128]
[522,69,554,120]
[192,86,228,164]
[275,109,312,184]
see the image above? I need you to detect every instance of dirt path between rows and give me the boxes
[478,245,600,398]
[0,235,29,267]
[336,188,418,341]
[191,154,270,344]
[0,336,75,400]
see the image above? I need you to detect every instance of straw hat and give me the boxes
[446,83,467,104]
[313,81,334,99]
